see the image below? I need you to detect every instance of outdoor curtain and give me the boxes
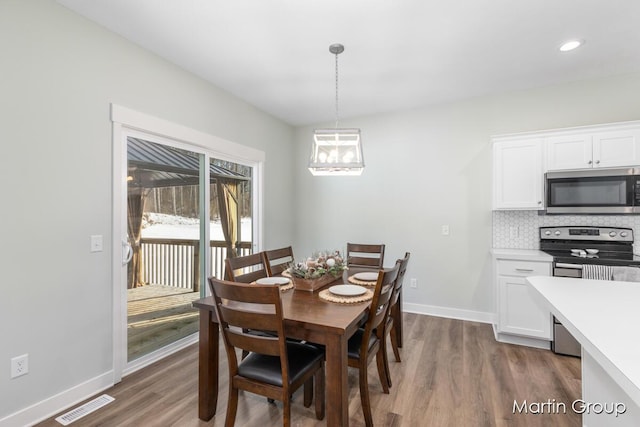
[216,180,239,259]
[127,190,146,288]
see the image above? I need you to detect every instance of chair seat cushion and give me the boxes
[238,342,324,387]
[347,328,378,359]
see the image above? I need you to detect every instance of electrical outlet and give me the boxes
[441,225,450,236]
[410,278,417,288]
[11,354,28,379]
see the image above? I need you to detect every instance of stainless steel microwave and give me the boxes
[545,167,640,214]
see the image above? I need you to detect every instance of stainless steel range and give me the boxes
[540,226,640,357]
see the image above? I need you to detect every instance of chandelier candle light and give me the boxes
[308,43,364,176]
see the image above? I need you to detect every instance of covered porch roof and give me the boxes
[127,136,250,188]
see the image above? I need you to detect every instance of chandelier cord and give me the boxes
[335,50,339,129]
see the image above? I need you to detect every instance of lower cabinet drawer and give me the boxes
[497,259,551,277]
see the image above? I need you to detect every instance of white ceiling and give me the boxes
[57,0,640,126]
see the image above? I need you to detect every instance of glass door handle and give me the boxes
[123,240,133,265]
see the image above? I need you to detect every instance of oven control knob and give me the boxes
[609,231,617,237]
[621,231,628,238]
[554,230,561,236]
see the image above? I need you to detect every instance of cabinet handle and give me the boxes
[595,160,600,165]
[588,160,593,165]
[515,268,534,272]
[537,201,542,205]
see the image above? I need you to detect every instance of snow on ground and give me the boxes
[141,212,252,240]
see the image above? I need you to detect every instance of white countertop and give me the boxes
[491,248,553,262]
[527,276,640,408]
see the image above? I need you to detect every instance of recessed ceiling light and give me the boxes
[559,40,584,52]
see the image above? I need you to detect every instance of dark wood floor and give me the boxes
[37,314,581,426]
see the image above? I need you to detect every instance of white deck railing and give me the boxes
[140,238,252,291]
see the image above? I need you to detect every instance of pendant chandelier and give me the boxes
[308,44,364,176]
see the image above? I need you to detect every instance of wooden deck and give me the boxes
[127,284,201,361]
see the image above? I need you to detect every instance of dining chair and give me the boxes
[225,252,269,283]
[225,252,305,362]
[263,246,295,276]
[383,252,410,388]
[208,278,325,427]
[347,263,399,427]
[346,243,385,269]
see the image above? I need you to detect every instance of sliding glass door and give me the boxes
[125,136,257,364]
[112,106,263,380]
[126,137,204,362]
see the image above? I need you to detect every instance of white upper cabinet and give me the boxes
[545,134,592,170]
[493,138,544,210]
[592,129,640,168]
[546,127,640,171]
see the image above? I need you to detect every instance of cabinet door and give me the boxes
[593,129,640,168]
[493,139,543,209]
[498,276,552,339]
[546,134,593,170]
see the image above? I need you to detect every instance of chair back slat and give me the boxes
[225,329,281,357]
[347,243,385,268]
[219,304,279,332]
[225,253,269,283]
[263,246,294,276]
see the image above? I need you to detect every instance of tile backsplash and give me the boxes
[493,211,640,254]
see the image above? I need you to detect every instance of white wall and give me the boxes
[293,72,640,320]
[0,0,294,422]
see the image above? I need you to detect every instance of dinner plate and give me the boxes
[329,284,367,297]
[256,277,290,285]
[353,272,378,281]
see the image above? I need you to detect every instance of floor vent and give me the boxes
[55,394,115,425]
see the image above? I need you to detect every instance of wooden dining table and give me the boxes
[193,267,402,426]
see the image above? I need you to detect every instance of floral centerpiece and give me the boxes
[287,250,348,291]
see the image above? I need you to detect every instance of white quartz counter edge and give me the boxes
[527,276,640,408]
[491,248,553,262]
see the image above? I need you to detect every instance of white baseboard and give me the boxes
[403,302,496,324]
[0,371,114,427]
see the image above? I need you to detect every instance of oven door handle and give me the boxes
[555,263,583,269]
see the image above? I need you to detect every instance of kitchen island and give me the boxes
[527,276,640,426]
